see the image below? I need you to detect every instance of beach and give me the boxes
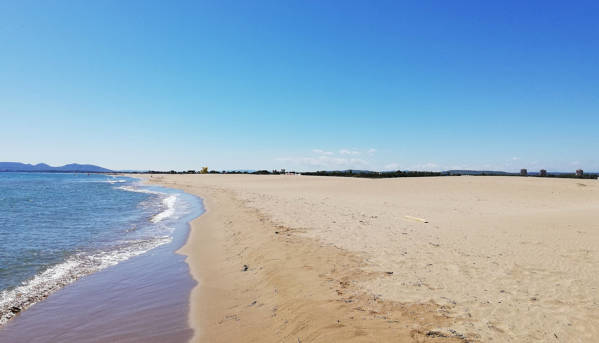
[145,174,599,342]
[4,0,597,341]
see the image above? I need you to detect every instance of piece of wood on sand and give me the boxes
[404,215,428,223]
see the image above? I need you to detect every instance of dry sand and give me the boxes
[144,174,599,342]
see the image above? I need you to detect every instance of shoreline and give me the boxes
[0,177,202,342]
[144,174,599,342]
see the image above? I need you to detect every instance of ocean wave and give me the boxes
[0,236,172,326]
[117,185,178,223]
[74,180,127,184]
[116,185,164,195]
[151,195,177,223]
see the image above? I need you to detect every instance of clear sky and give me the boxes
[1,1,597,172]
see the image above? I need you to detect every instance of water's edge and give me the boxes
[0,176,205,343]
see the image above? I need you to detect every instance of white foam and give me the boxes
[75,180,127,184]
[106,179,127,184]
[116,185,164,195]
[0,236,172,326]
[151,195,177,223]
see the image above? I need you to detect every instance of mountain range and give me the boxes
[0,162,112,173]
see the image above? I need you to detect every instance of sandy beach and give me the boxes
[5,1,597,341]
[145,174,599,342]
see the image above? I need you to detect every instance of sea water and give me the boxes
[0,173,201,332]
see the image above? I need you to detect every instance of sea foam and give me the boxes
[116,185,164,195]
[0,236,172,325]
[151,195,178,223]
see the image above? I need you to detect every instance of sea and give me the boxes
[0,173,203,342]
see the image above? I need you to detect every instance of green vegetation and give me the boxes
[136,169,596,180]
[542,173,598,180]
[302,170,442,178]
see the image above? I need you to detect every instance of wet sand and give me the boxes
[147,174,599,342]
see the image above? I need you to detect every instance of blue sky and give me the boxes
[1,0,597,171]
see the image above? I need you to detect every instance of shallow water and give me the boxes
[0,173,203,342]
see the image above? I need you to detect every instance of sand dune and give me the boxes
[146,174,599,342]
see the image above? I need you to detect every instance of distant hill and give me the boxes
[0,162,112,173]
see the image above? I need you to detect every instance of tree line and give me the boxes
[302,170,442,178]
[132,169,597,179]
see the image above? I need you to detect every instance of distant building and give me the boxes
[540,169,547,177]
[576,169,584,177]
[520,169,527,176]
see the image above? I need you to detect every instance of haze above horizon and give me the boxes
[1,1,597,172]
